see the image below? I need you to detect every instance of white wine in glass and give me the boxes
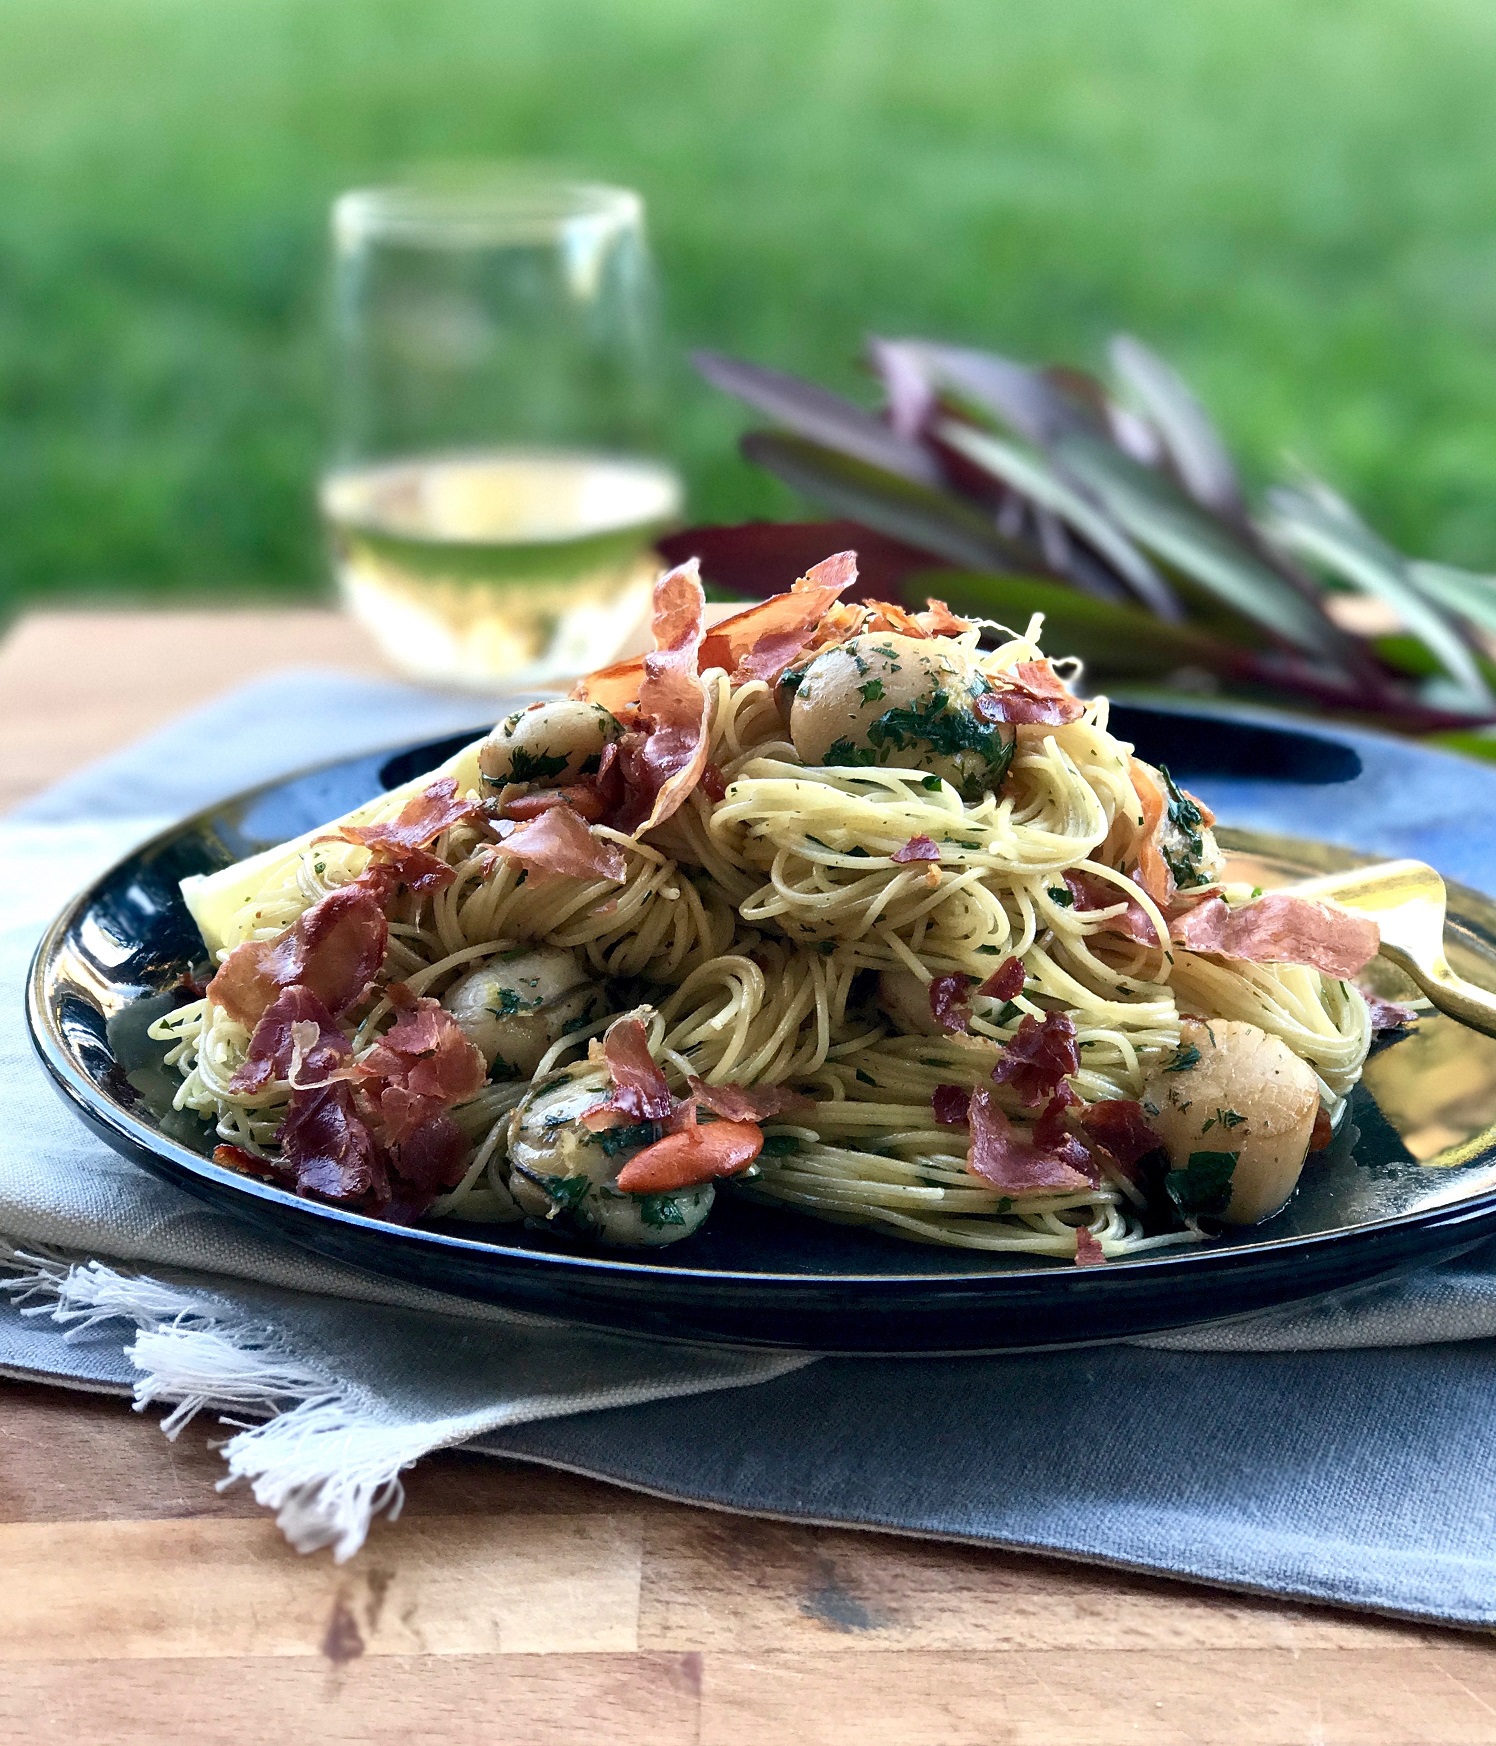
[322,449,680,687]
[326,176,681,688]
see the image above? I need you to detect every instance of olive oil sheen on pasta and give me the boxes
[322,450,682,688]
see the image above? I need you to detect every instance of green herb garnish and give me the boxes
[859,678,886,703]
[759,1133,801,1158]
[1163,1042,1202,1073]
[1048,886,1075,907]
[639,1193,687,1227]
[1201,1107,1245,1133]
[1166,1150,1238,1218]
[595,1120,666,1158]
[506,747,570,784]
[824,694,1015,801]
[537,1173,592,1212]
[1157,763,1213,890]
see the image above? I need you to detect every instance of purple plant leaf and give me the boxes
[866,337,937,442]
[693,351,940,486]
[1108,335,1245,518]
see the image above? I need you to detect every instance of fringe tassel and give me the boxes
[1,1252,418,1561]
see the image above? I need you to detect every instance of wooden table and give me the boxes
[4,608,1496,1745]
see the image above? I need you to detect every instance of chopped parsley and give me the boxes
[779,667,808,695]
[506,747,571,784]
[1157,763,1213,890]
[537,1173,592,1212]
[1201,1107,1246,1134]
[855,1068,876,1085]
[976,944,1001,955]
[759,1133,801,1158]
[920,775,943,791]
[1162,1042,1202,1073]
[1048,886,1075,907]
[824,691,1015,801]
[594,1120,665,1157]
[578,752,602,776]
[859,678,886,704]
[992,1000,1021,1026]
[639,1193,687,1228]
[1166,1150,1238,1218]
[487,988,531,1018]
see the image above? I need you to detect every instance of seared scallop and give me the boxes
[1140,1016,1321,1225]
[788,634,1011,799]
[478,700,620,789]
[506,1070,713,1246]
[442,945,605,1077]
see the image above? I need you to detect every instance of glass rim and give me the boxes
[332,176,644,251]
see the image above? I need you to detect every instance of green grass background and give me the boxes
[3,0,1496,619]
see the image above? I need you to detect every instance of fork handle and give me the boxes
[1381,943,1496,1040]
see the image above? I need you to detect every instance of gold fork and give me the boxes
[1287,859,1496,1038]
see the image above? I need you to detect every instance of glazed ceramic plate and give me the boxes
[28,705,1496,1353]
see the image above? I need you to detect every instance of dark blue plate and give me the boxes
[27,704,1496,1353]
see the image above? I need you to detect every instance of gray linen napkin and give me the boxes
[10,670,1496,1619]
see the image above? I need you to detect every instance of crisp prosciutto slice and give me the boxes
[973,661,1085,728]
[625,560,713,834]
[1076,1099,1164,1177]
[576,561,716,835]
[892,835,941,864]
[1073,1226,1107,1266]
[976,956,1025,1001]
[1364,992,1418,1032]
[968,1090,1098,1194]
[1171,893,1380,979]
[394,1111,472,1195]
[912,599,972,637]
[686,1077,814,1122]
[989,1012,1080,1107]
[279,1082,390,1207]
[230,984,353,1095]
[1064,870,1161,947]
[490,803,627,884]
[322,777,483,899]
[932,1084,972,1126]
[696,550,858,683]
[357,993,486,1147]
[600,1016,674,1122]
[929,973,974,1033]
[206,885,388,1029]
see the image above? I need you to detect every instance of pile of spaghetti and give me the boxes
[150,551,1397,1262]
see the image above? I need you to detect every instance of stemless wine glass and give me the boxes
[322,172,682,688]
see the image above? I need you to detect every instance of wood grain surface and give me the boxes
[3,606,1495,1745]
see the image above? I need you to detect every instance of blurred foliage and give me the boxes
[5,0,1496,615]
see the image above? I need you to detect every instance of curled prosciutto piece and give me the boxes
[206,885,388,1029]
[1171,893,1379,980]
[229,984,353,1095]
[971,661,1085,727]
[968,1090,1098,1195]
[489,804,627,884]
[989,1012,1080,1107]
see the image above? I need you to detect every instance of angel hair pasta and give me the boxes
[149,551,1386,1264]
